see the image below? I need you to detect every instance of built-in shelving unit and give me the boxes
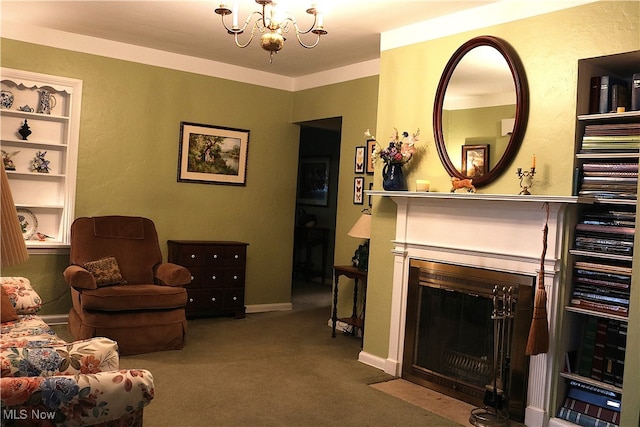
[1,68,82,250]
[550,50,639,427]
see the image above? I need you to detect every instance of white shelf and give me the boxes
[6,170,65,179]
[578,110,640,121]
[2,67,82,248]
[559,372,623,395]
[565,305,628,322]
[0,108,70,122]
[2,138,68,149]
[576,151,639,159]
[569,249,633,262]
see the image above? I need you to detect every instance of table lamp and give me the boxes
[348,210,371,271]
[1,167,29,267]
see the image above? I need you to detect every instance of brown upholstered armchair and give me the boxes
[63,216,190,355]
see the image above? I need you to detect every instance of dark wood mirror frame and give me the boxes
[433,35,529,188]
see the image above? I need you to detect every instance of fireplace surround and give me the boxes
[403,259,534,422]
[359,191,577,427]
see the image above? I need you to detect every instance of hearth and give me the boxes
[402,259,534,423]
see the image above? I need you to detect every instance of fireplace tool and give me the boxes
[470,286,517,427]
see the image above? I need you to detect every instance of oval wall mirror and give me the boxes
[433,35,529,188]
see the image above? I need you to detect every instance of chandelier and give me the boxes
[214,1,327,62]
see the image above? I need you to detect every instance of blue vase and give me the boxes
[382,163,407,191]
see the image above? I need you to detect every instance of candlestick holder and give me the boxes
[516,167,536,195]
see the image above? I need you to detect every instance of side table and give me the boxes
[332,265,368,347]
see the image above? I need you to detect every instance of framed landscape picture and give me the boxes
[461,144,489,177]
[178,122,249,185]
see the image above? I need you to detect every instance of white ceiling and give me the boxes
[0,0,499,77]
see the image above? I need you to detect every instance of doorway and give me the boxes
[291,118,342,309]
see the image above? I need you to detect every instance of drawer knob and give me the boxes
[189,298,194,303]
[212,275,217,280]
[190,276,194,281]
[233,296,237,301]
[234,254,239,259]
[213,254,218,259]
[211,297,216,302]
[190,254,196,259]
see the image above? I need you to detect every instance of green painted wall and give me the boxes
[0,39,299,313]
[292,77,379,317]
[0,39,380,317]
[365,0,640,366]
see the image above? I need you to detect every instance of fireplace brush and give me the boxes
[470,285,517,427]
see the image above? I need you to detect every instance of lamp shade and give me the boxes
[1,167,29,267]
[347,212,371,239]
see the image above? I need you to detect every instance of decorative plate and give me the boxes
[17,208,38,240]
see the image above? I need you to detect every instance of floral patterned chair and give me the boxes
[1,277,154,426]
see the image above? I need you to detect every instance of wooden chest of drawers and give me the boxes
[167,240,248,319]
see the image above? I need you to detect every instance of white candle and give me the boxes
[232,2,239,28]
[317,13,323,28]
[416,180,430,192]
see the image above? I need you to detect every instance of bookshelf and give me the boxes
[550,51,640,427]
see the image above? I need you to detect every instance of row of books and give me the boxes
[573,208,635,258]
[569,260,632,317]
[589,73,640,114]
[557,380,622,427]
[574,316,627,387]
[580,123,640,152]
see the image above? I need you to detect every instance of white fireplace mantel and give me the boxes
[361,191,578,427]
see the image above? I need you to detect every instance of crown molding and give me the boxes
[1,20,378,92]
[381,0,600,51]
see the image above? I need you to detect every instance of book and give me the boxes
[570,299,629,317]
[567,383,622,412]
[599,76,629,113]
[590,76,602,114]
[563,397,620,425]
[590,319,608,381]
[603,319,621,386]
[576,316,599,377]
[557,406,618,427]
[632,72,640,111]
[611,84,630,111]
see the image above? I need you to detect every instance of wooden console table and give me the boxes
[332,265,368,347]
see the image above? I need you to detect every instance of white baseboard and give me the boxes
[40,314,69,325]
[245,303,292,313]
[358,350,387,372]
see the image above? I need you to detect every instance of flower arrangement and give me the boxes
[364,128,420,166]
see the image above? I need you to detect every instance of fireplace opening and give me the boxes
[403,259,534,423]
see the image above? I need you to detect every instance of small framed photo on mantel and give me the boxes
[177,122,249,185]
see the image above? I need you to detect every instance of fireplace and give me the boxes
[403,259,534,423]
[358,191,576,427]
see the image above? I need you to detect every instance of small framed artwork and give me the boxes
[297,157,330,206]
[354,146,365,174]
[366,139,376,174]
[177,122,249,185]
[353,177,364,205]
[461,144,489,177]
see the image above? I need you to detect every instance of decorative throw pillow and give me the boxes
[0,277,42,314]
[1,286,19,323]
[83,256,124,287]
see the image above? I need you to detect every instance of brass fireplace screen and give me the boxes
[403,259,534,423]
